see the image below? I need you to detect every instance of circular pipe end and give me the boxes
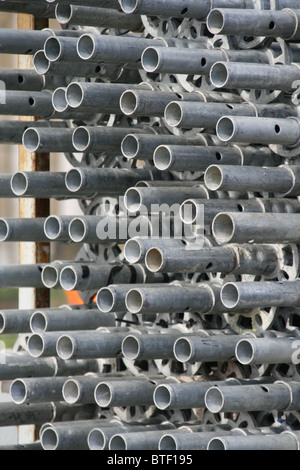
[210,62,229,88]
[204,165,224,191]
[159,434,178,451]
[119,0,138,14]
[145,247,163,272]
[44,36,62,62]
[220,282,240,309]
[88,429,106,451]
[142,47,160,73]
[22,128,40,153]
[235,338,255,364]
[10,379,27,404]
[173,337,192,362]
[0,219,9,242]
[30,311,47,333]
[121,134,139,159]
[10,172,28,196]
[77,34,96,60]
[109,434,127,450]
[164,102,183,127]
[44,216,62,241]
[62,379,81,404]
[121,334,140,360]
[41,265,59,289]
[72,127,90,152]
[125,289,143,314]
[66,82,84,108]
[153,384,172,410]
[94,382,112,407]
[124,188,142,213]
[65,168,83,192]
[124,238,143,264]
[206,9,225,35]
[216,116,235,142]
[97,288,115,313]
[68,218,87,242]
[56,335,75,360]
[204,386,224,413]
[120,91,138,116]
[59,266,78,291]
[212,213,235,245]
[153,145,173,171]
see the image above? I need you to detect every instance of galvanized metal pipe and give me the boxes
[208,432,300,451]
[204,381,300,413]
[41,419,103,450]
[0,120,66,145]
[119,0,211,19]
[121,133,207,161]
[22,127,75,153]
[212,212,300,245]
[145,243,280,277]
[44,215,77,242]
[210,61,300,92]
[221,280,300,310]
[121,332,185,360]
[0,217,48,242]
[216,116,300,146]
[10,376,66,404]
[0,28,52,55]
[235,336,298,365]
[62,374,103,405]
[94,379,155,407]
[59,263,129,292]
[124,237,186,264]
[30,308,114,333]
[56,328,130,360]
[0,90,54,118]
[207,8,300,41]
[159,430,244,451]
[65,167,157,198]
[109,428,178,451]
[0,264,45,289]
[0,67,45,92]
[10,171,71,199]
[55,4,142,30]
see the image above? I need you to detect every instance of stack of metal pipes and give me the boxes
[0,0,300,450]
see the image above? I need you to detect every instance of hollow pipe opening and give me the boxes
[121,134,139,159]
[41,266,59,289]
[207,437,226,450]
[125,289,143,313]
[210,62,229,88]
[164,102,183,127]
[235,339,255,364]
[94,383,112,407]
[153,385,172,410]
[207,9,225,34]
[204,387,224,413]
[55,4,72,24]
[33,50,50,75]
[142,47,160,73]
[77,34,95,60]
[11,172,28,196]
[0,313,5,334]
[59,267,78,291]
[30,311,47,333]
[65,169,83,192]
[62,379,81,404]
[72,127,90,152]
[212,213,235,245]
[27,334,45,358]
[41,428,59,451]
[44,36,61,62]
[56,335,74,360]
[216,117,235,142]
[153,146,172,170]
[22,128,40,152]
[119,0,138,14]
[124,238,142,263]
[109,435,127,450]
[68,218,86,242]
[204,165,223,191]
[173,337,192,362]
[52,87,68,113]
[145,248,163,272]
[221,283,240,309]
[66,82,84,108]
[120,91,138,116]
[179,200,198,224]
[97,288,114,313]
[0,219,9,242]
[88,429,106,451]
[44,216,62,240]
[121,335,140,360]
[124,188,142,213]
[10,380,26,404]
[159,435,177,451]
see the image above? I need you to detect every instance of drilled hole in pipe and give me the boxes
[121,134,139,159]
[275,124,281,134]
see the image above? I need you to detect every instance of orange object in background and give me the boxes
[65,291,97,305]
